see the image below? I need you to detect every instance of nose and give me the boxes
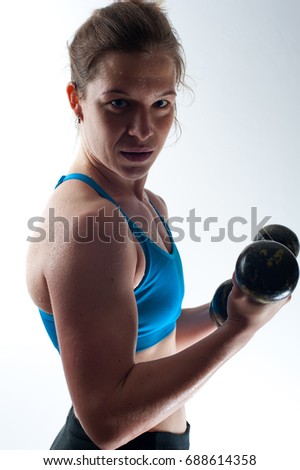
[127,107,154,141]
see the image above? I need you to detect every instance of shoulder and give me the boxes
[42,178,134,246]
[39,183,138,290]
[145,189,169,220]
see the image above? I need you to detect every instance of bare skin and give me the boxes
[26,51,289,449]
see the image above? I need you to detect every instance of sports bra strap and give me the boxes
[55,173,161,243]
[55,173,118,207]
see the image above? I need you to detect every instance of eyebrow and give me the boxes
[102,89,177,97]
[102,89,129,96]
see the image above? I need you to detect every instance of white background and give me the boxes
[0,0,299,465]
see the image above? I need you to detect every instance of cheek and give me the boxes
[98,111,129,140]
[157,113,175,136]
[85,111,123,145]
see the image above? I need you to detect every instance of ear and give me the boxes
[66,82,83,119]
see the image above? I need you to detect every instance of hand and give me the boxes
[226,273,291,333]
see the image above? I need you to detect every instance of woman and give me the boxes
[26,0,289,450]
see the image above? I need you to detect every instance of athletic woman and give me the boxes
[26,0,289,450]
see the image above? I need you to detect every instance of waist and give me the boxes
[148,406,187,434]
[134,329,187,434]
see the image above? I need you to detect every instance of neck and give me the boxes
[69,148,148,202]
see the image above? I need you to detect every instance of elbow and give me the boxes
[94,434,123,451]
[96,427,129,451]
[76,407,134,450]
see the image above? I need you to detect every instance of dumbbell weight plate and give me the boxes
[209,279,233,325]
[235,240,299,303]
[254,224,299,258]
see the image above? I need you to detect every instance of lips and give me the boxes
[120,149,154,162]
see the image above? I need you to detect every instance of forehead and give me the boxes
[87,51,177,97]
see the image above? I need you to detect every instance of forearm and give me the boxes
[176,303,217,352]
[84,321,254,449]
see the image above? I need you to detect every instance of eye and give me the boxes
[154,99,169,109]
[110,99,128,109]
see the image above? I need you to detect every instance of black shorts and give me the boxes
[50,407,190,450]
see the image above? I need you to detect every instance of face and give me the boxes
[70,51,177,181]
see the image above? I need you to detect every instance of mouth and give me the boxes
[120,150,154,162]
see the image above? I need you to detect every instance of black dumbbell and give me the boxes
[210,224,299,326]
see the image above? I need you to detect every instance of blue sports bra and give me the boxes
[39,173,185,352]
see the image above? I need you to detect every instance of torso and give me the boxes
[26,169,187,435]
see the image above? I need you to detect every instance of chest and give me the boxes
[119,199,172,255]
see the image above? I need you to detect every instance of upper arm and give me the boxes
[44,206,139,418]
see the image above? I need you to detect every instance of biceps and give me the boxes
[52,286,139,398]
[45,228,139,397]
